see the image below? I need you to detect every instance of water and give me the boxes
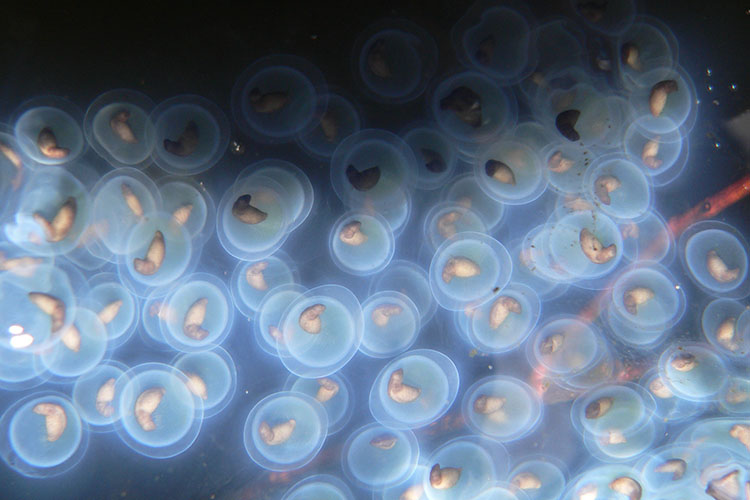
[0,1,749,499]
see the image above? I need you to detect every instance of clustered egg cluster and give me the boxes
[0,0,748,499]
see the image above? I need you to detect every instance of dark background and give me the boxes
[0,1,748,499]
[0,0,748,220]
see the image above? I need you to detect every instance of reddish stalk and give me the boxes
[536,173,750,401]
[240,175,750,492]
[668,173,750,237]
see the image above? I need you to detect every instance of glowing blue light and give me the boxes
[150,94,229,175]
[0,392,88,477]
[243,391,327,471]
[84,89,156,169]
[0,1,747,496]
[352,20,437,104]
[12,97,86,168]
[277,284,363,378]
[461,375,542,441]
[369,349,459,430]
[342,422,419,489]
[114,362,203,459]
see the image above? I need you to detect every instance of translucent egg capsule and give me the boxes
[524,65,592,123]
[243,391,327,472]
[231,251,298,317]
[0,337,47,390]
[331,129,416,211]
[159,273,232,351]
[510,235,570,300]
[369,259,437,324]
[517,19,585,105]
[149,94,228,175]
[466,282,540,353]
[157,177,215,246]
[604,309,664,352]
[616,17,679,91]
[701,298,749,357]
[680,221,750,299]
[423,202,486,254]
[509,457,567,500]
[595,94,638,148]
[678,417,750,462]
[572,0,636,36]
[0,169,19,230]
[115,362,203,458]
[718,376,750,416]
[629,65,697,135]
[546,209,623,282]
[462,375,542,441]
[526,316,612,390]
[606,263,686,346]
[401,122,458,190]
[563,465,645,500]
[120,211,194,294]
[216,173,291,261]
[472,484,525,500]
[553,193,599,222]
[0,392,87,477]
[513,118,558,148]
[40,307,107,378]
[374,186,414,237]
[0,127,25,199]
[658,343,729,402]
[90,168,162,255]
[0,263,76,353]
[80,273,138,349]
[360,291,420,358]
[637,443,697,493]
[12,96,86,168]
[429,232,512,311]
[253,283,306,356]
[139,283,181,349]
[620,211,674,264]
[285,373,353,434]
[638,369,703,423]
[451,0,536,84]
[5,167,92,256]
[422,435,509,500]
[84,89,156,169]
[277,285,363,378]
[693,450,750,500]
[475,139,547,205]
[541,142,588,195]
[330,211,395,276]
[238,159,313,232]
[343,422,419,489]
[282,474,354,500]
[60,204,115,272]
[297,91,362,159]
[430,71,517,160]
[232,55,327,143]
[553,93,629,152]
[583,154,652,221]
[71,361,128,430]
[441,172,506,231]
[377,464,430,500]
[370,349,459,429]
[571,383,655,440]
[352,19,438,103]
[623,115,689,187]
[172,347,236,418]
